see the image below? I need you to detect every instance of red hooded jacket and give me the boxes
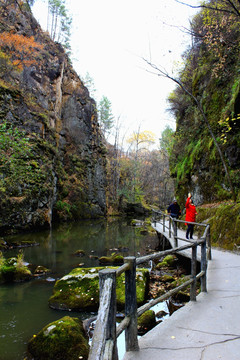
[185,197,197,225]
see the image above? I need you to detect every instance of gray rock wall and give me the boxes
[0,3,106,234]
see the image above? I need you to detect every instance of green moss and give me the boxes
[137,310,156,335]
[170,275,191,289]
[49,268,100,311]
[156,255,177,270]
[73,250,85,257]
[27,316,89,360]
[167,7,240,204]
[197,202,240,250]
[160,274,175,282]
[49,267,149,311]
[99,254,124,265]
[137,310,156,330]
[0,252,32,282]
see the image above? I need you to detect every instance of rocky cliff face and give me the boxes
[0,1,107,234]
[168,4,240,206]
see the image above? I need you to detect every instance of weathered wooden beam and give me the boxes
[116,262,130,277]
[136,243,195,265]
[201,241,207,292]
[116,316,130,338]
[124,257,139,352]
[88,269,118,360]
[190,245,197,301]
[137,277,193,317]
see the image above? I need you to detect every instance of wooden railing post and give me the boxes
[201,239,207,293]
[124,257,139,352]
[173,218,178,247]
[99,269,118,360]
[168,217,171,238]
[206,225,212,260]
[190,244,197,301]
[152,210,156,227]
[163,214,165,232]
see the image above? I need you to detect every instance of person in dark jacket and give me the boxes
[167,199,181,219]
[185,193,197,239]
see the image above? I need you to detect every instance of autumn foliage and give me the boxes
[0,32,43,72]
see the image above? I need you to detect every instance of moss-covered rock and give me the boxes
[155,255,177,270]
[197,202,240,250]
[27,316,89,360]
[0,252,32,282]
[169,274,191,289]
[34,265,51,276]
[73,249,85,257]
[0,238,7,250]
[159,274,175,283]
[98,254,124,265]
[131,219,144,226]
[131,218,156,236]
[137,310,156,335]
[49,267,149,311]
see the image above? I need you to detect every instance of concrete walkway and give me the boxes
[123,248,240,360]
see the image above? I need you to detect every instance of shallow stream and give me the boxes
[0,218,163,360]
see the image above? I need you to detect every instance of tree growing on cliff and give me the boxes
[0,32,43,75]
[82,72,97,98]
[98,96,114,139]
[47,0,72,51]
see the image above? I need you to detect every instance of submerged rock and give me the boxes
[49,267,149,311]
[27,316,89,360]
[73,249,85,257]
[0,238,7,250]
[137,310,156,335]
[131,219,145,226]
[34,265,51,276]
[0,255,32,283]
[0,252,52,283]
[98,254,124,265]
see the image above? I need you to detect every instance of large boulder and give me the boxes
[49,267,149,311]
[27,316,89,360]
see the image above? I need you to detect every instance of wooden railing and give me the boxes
[152,209,212,260]
[88,210,211,360]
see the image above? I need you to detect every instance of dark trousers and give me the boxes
[186,224,194,239]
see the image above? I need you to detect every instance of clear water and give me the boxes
[0,218,160,360]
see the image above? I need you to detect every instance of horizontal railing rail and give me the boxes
[88,209,210,360]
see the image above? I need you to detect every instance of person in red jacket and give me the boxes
[185,193,197,239]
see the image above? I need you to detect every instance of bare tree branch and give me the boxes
[174,0,240,17]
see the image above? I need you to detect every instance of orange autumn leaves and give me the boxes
[0,32,43,72]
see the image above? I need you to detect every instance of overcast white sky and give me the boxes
[32,0,200,147]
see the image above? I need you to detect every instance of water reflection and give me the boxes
[0,218,159,360]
